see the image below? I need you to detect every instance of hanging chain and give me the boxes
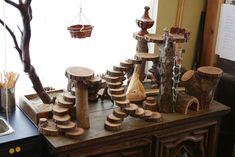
[172,46,183,112]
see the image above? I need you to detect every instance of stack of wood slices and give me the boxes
[104,58,162,131]
[39,90,84,139]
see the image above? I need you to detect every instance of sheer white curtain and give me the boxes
[0,0,157,98]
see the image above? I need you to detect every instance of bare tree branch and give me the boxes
[4,0,19,9]
[0,19,22,60]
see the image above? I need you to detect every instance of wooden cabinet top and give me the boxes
[43,100,230,153]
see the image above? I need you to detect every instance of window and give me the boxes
[0,0,157,97]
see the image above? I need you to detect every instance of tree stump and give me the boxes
[181,66,223,110]
[65,66,94,129]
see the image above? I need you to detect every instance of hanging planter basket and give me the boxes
[67,4,93,39]
[68,24,93,38]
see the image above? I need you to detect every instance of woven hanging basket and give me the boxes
[68,24,93,39]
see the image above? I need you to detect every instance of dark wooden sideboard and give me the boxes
[42,100,230,157]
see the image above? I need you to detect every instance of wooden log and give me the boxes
[114,99,130,108]
[52,105,69,116]
[113,107,128,119]
[182,66,223,109]
[39,118,48,128]
[56,121,76,132]
[107,114,123,124]
[176,92,199,114]
[104,120,122,131]
[53,114,71,125]
[65,127,85,139]
[145,111,162,122]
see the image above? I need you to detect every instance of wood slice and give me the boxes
[104,120,122,131]
[107,81,123,89]
[63,92,76,103]
[136,52,158,61]
[53,114,71,125]
[113,65,130,72]
[120,61,133,68]
[143,97,157,111]
[65,66,94,81]
[106,69,124,77]
[104,75,122,83]
[107,114,123,124]
[181,70,195,82]
[123,103,138,115]
[142,110,153,119]
[57,96,74,108]
[113,107,128,119]
[42,122,60,136]
[89,76,102,86]
[145,112,162,122]
[109,87,125,95]
[52,105,69,116]
[115,99,130,108]
[65,127,85,139]
[144,34,164,44]
[132,107,145,118]
[145,97,156,104]
[197,66,223,78]
[56,121,76,132]
[111,93,126,101]
[127,58,142,65]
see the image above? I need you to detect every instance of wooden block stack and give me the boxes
[104,60,134,131]
[39,90,85,139]
[104,59,162,131]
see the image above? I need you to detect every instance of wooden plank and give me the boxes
[201,0,224,66]
[175,0,185,27]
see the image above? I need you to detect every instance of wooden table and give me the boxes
[42,100,230,157]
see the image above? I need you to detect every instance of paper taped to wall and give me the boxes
[216,4,235,61]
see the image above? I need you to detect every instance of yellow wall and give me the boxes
[155,0,206,70]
